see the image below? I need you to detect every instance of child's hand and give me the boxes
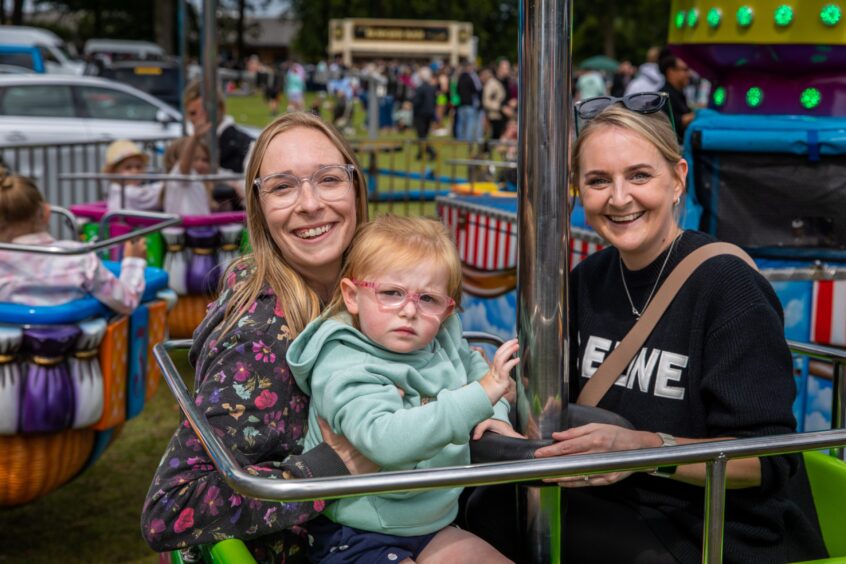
[123,237,147,260]
[478,338,519,404]
[192,121,213,139]
[472,418,525,440]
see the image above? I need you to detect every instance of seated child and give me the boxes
[104,139,163,212]
[162,126,213,215]
[287,215,520,564]
[0,169,147,315]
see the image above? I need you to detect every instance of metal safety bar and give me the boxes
[154,338,846,564]
[59,172,244,183]
[788,340,846,459]
[49,205,80,241]
[0,210,180,256]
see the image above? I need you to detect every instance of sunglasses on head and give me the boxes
[573,91,675,136]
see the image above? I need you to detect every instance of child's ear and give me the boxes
[39,203,51,226]
[443,302,455,319]
[339,278,360,315]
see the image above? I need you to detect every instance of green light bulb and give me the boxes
[737,5,754,27]
[820,4,842,26]
[687,8,700,28]
[675,10,687,29]
[713,87,727,106]
[774,5,794,27]
[800,88,822,109]
[746,87,763,108]
[707,8,723,28]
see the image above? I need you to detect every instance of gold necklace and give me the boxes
[619,231,683,319]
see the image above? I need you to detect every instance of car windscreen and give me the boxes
[0,52,36,70]
[107,67,177,94]
[694,151,846,250]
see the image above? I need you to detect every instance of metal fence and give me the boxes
[1,136,513,219]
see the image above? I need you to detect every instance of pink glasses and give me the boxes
[352,279,455,316]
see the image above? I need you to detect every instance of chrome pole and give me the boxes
[202,0,220,172]
[517,0,572,561]
[703,456,728,564]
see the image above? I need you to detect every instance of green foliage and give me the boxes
[292,0,669,67]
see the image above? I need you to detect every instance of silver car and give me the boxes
[0,74,182,146]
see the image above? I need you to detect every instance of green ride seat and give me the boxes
[166,538,256,564]
[792,450,846,564]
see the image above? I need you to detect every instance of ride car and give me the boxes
[0,74,182,146]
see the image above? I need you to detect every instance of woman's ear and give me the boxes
[673,158,689,202]
[339,278,360,315]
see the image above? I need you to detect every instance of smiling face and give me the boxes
[340,259,453,354]
[578,125,687,270]
[257,126,357,289]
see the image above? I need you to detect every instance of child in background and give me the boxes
[0,169,147,315]
[104,139,163,212]
[162,123,213,215]
[287,215,519,563]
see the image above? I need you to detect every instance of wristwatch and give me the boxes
[650,432,678,478]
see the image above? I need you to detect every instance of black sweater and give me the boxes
[569,230,826,563]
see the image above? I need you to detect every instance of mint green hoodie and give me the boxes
[286,312,510,536]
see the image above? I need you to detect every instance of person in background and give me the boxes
[287,215,519,563]
[183,79,253,174]
[456,61,483,143]
[625,46,665,95]
[575,69,607,101]
[286,61,307,112]
[610,60,636,98]
[103,139,163,212]
[659,52,696,143]
[161,124,213,215]
[412,66,438,161]
[0,168,147,315]
[483,66,507,142]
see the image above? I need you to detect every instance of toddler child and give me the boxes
[287,215,520,564]
[0,168,147,315]
[104,139,163,212]
[162,125,213,215]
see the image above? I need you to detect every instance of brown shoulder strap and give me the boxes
[576,242,757,407]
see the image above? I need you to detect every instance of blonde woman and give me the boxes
[142,113,372,563]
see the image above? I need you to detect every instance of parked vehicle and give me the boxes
[98,59,181,109]
[0,45,45,73]
[0,74,181,146]
[83,38,166,63]
[0,25,84,75]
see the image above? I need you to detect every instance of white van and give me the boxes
[0,25,84,75]
[84,39,166,63]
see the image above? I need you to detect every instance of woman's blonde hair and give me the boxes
[325,214,463,317]
[0,167,44,241]
[570,105,683,191]
[219,112,369,339]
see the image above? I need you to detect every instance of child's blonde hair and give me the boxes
[326,215,463,317]
[0,167,44,241]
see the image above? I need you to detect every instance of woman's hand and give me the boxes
[478,338,520,404]
[472,418,525,440]
[533,423,659,487]
[318,417,379,475]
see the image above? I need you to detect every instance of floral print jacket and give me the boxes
[141,265,348,563]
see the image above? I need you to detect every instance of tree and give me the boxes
[290,0,668,67]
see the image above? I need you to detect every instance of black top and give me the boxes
[659,80,691,143]
[219,124,253,173]
[457,71,481,107]
[413,82,437,119]
[569,230,826,563]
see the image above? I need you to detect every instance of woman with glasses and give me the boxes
[529,96,825,562]
[142,113,375,563]
[287,214,520,563]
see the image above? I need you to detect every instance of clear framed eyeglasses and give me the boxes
[254,164,356,208]
[352,279,456,317]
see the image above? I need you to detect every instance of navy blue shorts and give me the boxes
[307,516,439,563]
